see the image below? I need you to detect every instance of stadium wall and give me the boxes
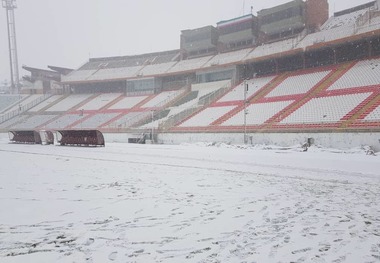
[1,132,379,151]
[155,132,380,151]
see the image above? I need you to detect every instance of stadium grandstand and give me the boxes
[1,0,380,149]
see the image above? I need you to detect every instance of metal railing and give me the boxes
[155,88,188,108]
[0,94,52,124]
[159,82,231,130]
[106,87,188,129]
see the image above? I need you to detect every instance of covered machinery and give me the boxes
[8,130,54,145]
[56,130,105,146]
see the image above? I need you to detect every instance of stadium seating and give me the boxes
[138,61,177,76]
[145,80,231,130]
[28,95,64,112]
[192,80,231,99]
[62,69,98,82]
[2,4,380,134]
[2,95,43,113]
[172,91,199,107]
[0,95,23,113]
[86,66,142,81]
[246,38,299,59]
[140,90,184,108]
[166,56,213,73]
[179,106,237,127]
[265,70,331,97]
[280,92,372,124]
[9,114,58,130]
[0,115,28,129]
[108,95,149,110]
[222,100,294,126]
[217,76,275,103]
[80,93,123,110]
[364,104,380,121]
[185,81,229,108]
[299,9,369,49]
[327,58,380,90]
[104,112,151,129]
[78,51,180,71]
[203,48,253,67]
[322,9,368,30]
[44,113,88,130]
[149,52,180,64]
[46,94,94,112]
[71,113,120,129]
[358,14,380,34]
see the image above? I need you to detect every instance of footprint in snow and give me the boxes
[84,238,94,246]
[291,247,312,254]
[108,251,118,261]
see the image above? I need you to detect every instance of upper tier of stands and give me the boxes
[203,48,253,67]
[86,66,142,81]
[298,8,378,48]
[63,69,97,83]
[246,37,299,60]
[322,8,368,30]
[61,5,380,84]
[79,51,180,71]
[4,4,380,133]
[166,55,214,74]
[138,61,177,76]
[359,13,380,34]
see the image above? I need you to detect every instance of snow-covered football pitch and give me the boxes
[0,139,379,263]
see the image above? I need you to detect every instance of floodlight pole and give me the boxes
[2,0,20,94]
[243,79,248,144]
[151,110,155,143]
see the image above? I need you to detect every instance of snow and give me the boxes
[0,138,380,263]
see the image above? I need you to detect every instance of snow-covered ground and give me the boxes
[0,138,380,263]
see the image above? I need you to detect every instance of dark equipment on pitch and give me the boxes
[56,130,105,147]
[8,130,54,145]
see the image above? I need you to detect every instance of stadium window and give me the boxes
[261,6,303,25]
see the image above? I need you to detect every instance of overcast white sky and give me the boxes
[0,0,374,83]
